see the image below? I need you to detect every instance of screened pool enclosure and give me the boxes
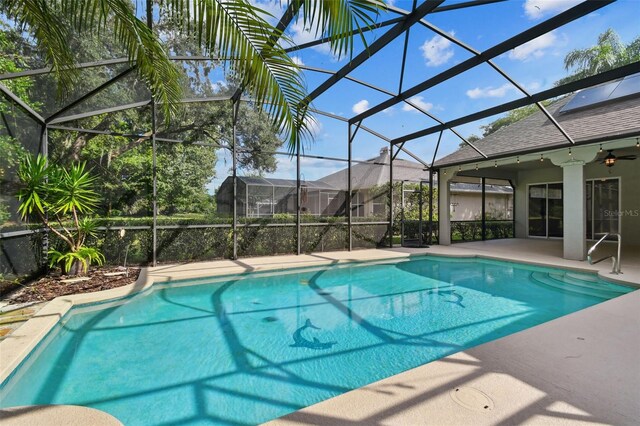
[1,0,637,282]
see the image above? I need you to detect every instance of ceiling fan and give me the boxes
[600,149,637,167]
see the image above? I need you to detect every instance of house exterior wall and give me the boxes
[450,192,513,221]
[514,159,639,248]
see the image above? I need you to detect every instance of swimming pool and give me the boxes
[0,256,633,425]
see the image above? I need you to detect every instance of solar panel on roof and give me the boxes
[609,73,640,99]
[560,72,640,113]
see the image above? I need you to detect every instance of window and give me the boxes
[529,178,620,240]
[586,178,620,239]
[528,183,563,238]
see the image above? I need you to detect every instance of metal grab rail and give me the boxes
[587,233,622,274]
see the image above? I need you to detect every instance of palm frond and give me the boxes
[59,0,183,122]
[296,0,383,59]
[4,0,183,121]
[164,0,311,150]
[2,0,77,96]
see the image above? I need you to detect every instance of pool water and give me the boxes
[0,256,633,425]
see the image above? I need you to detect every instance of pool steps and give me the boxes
[530,272,627,299]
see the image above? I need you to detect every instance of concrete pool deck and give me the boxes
[1,239,638,425]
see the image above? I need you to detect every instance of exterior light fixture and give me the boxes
[599,144,603,153]
[516,156,520,164]
[494,160,498,168]
[443,169,447,175]
[636,138,639,148]
[569,148,572,156]
[540,154,544,162]
[458,165,462,172]
[604,151,616,167]
[475,163,478,170]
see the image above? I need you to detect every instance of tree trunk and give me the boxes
[68,259,84,277]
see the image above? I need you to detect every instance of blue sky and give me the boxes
[209,0,640,191]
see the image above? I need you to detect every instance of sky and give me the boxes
[205,0,640,192]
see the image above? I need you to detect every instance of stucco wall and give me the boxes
[450,192,513,221]
[515,160,639,248]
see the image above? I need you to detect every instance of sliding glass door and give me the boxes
[529,178,620,240]
[586,178,620,239]
[528,183,563,238]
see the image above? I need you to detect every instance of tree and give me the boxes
[555,29,640,86]
[17,154,105,275]
[479,101,551,137]
[1,0,382,149]
[467,29,638,141]
[0,19,289,219]
[0,28,40,227]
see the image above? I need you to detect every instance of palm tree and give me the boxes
[1,0,382,149]
[555,29,640,86]
[17,154,105,275]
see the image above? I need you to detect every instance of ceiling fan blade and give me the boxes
[617,155,637,160]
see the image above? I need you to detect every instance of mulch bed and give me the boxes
[1,267,141,305]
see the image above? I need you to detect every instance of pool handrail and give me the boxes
[587,232,621,274]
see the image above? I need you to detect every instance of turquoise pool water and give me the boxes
[0,256,633,425]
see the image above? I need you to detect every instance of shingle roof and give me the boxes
[236,176,336,190]
[319,148,429,190]
[434,81,640,168]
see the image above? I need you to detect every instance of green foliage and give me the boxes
[468,29,639,140]
[16,154,49,218]
[48,246,105,274]
[480,101,552,137]
[451,220,513,242]
[16,153,104,275]
[2,0,383,147]
[556,29,640,86]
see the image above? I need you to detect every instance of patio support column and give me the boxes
[550,146,597,260]
[151,102,157,266]
[400,180,405,246]
[40,125,49,266]
[146,0,157,267]
[438,170,453,245]
[561,160,586,260]
[347,125,352,251]
[508,179,516,238]
[428,170,433,245]
[418,180,423,246]
[481,177,486,241]
[296,139,301,255]
[231,100,239,260]
[389,143,394,248]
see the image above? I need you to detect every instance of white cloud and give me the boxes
[304,114,323,138]
[248,0,285,25]
[509,32,557,61]
[420,33,454,67]
[382,106,396,115]
[289,55,305,73]
[524,0,582,19]
[466,83,514,99]
[289,15,333,56]
[402,96,433,113]
[526,81,542,92]
[352,99,370,114]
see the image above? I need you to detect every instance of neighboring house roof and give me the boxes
[319,148,430,190]
[234,176,336,190]
[226,149,511,196]
[434,75,640,168]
